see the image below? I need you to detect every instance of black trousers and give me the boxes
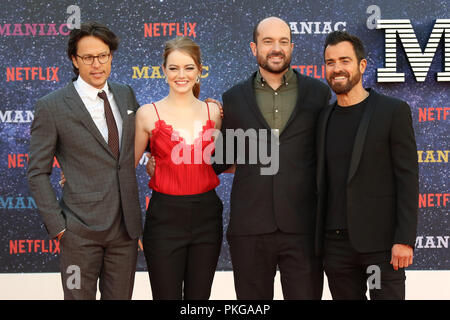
[143,190,223,300]
[324,230,406,300]
[227,230,323,300]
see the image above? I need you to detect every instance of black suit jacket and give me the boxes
[315,88,419,255]
[214,70,331,236]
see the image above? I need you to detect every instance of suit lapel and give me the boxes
[347,89,377,184]
[241,73,271,130]
[63,82,116,158]
[108,82,128,121]
[316,103,335,189]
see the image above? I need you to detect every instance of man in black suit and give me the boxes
[214,17,331,299]
[315,31,419,299]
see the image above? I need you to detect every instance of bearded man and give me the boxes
[315,31,418,300]
[213,17,331,299]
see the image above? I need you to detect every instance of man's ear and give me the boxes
[71,55,79,69]
[250,42,257,57]
[359,58,367,74]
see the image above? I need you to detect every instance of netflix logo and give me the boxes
[144,22,197,38]
[9,239,60,254]
[6,67,59,82]
[418,107,450,122]
[419,193,449,208]
[8,153,60,169]
[292,65,325,79]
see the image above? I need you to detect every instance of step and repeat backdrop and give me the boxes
[0,0,448,272]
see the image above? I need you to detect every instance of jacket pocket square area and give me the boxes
[127,110,134,115]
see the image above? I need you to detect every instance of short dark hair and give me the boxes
[323,31,366,63]
[252,17,292,44]
[67,21,119,76]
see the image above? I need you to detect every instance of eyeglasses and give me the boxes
[76,53,111,65]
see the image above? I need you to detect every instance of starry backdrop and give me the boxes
[0,0,448,272]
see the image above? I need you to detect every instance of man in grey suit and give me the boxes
[27,22,142,300]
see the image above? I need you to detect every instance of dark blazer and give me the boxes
[27,81,142,240]
[214,70,331,236]
[315,88,419,255]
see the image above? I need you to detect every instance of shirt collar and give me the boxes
[255,67,294,88]
[75,75,109,101]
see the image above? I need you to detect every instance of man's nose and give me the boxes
[273,41,281,51]
[92,57,101,67]
[334,62,343,72]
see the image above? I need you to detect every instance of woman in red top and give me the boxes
[134,37,222,300]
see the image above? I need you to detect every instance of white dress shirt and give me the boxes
[73,76,123,149]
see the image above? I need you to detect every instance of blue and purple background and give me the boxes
[0,0,448,272]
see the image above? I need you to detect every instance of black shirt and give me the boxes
[325,96,369,230]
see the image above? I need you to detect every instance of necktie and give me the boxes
[98,90,119,159]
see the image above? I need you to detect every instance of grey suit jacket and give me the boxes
[27,81,142,240]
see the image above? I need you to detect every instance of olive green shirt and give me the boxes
[254,67,298,135]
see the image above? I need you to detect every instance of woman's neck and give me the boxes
[165,91,197,108]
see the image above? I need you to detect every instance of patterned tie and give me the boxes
[98,90,119,159]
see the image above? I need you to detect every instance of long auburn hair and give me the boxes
[163,37,202,98]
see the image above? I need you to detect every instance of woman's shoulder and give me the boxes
[137,102,162,124]
[204,100,221,118]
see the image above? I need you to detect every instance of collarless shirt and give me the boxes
[73,76,123,149]
[253,67,298,136]
[325,95,369,230]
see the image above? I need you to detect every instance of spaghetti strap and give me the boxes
[205,101,211,121]
[152,103,160,121]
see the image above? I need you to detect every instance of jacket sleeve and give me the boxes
[27,99,66,238]
[390,101,419,248]
[212,92,235,174]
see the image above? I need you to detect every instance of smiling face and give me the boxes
[71,35,112,89]
[324,41,366,95]
[251,17,293,74]
[163,49,201,96]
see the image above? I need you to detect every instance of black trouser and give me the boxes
[324,230,406,300]
[143,190,223,300]
[227,230,323,300]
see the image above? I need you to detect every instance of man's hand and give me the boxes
[56,230,65,241]
[204,98,224,119]
[390,244,414,270]
[146,156,156,177]
[59,171,66,187]
[224,164,236,173]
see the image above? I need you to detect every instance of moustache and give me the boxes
[331,71,350,79]
[267,52,286,59]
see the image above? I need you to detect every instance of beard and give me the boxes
[257,50,292,74]
[327,69,362,95]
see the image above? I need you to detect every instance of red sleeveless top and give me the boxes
[148,102,220,195]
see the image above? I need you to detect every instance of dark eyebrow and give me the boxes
[168,64,196,67]
[80,51,109,56]
[261,37,290,41]
[325,56,353,62]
